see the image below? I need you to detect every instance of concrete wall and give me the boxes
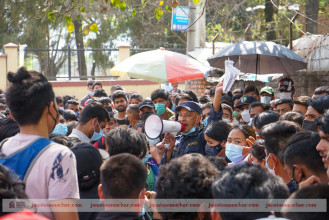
[51,80,161,101]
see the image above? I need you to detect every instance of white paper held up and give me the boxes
[222,59,240,93]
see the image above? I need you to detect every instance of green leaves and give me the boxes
[154,7,164,20]
[47,12,56,23]
[132,8,136,17]
[166,6,172,13]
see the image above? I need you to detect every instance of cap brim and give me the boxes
[176,106,192,112]
[139,104,154,110]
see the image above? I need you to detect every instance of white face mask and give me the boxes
[222,118,231,124]
[265,154,276,175]
[261,96,272,104]
[279,92,292,100]
[248,118,253,126]
[241,109,250,123]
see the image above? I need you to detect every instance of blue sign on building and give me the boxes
[171,6,190,31]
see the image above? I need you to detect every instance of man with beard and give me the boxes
[111,90,129,126]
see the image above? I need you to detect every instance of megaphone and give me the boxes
[144,114,185,139]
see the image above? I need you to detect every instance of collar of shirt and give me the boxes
[70,128,90,143]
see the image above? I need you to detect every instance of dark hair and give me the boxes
[205,86,213,90]
[284,132,325,176]
[221,104,233,118]
[98,97,112,105]
[251,139,266,162]
[175,93,193,105]
[275,99,293,110]
[93,88,107,98]
[293,96,310,107]
[49,134,69,146]
[260,121,301,163]
[100,153,147,198]
[205,121,230,142]
[151,89,169,101]
[282,184,329,220]
[129,93,143,103]
[279,111,304,126]
[253,111,280,130]
[212,163,272,220]
[0,117,20,142]
[92,82,102,90]
[221,96,233,107]
[206,156,227,171]
[106,127,147,159]
[244,85,259,96]
[63,110,78,121]
[250,102,271,111]
[63,95,77,107]
[316,110,329,134]
[268,174,289,199]
[156,154,219,220]
[308,95,329,115]
[111,90,128,102]
[209,87,216,98]
[184,91,198,103]
[199,95,211,104]
[230,124,256,140]
[202,102,212,111]
[78,102,109,125]
[232,95,242,102]
[313,86,329,96]
[56,96,63,104]
[5,67,55,126]
[67,121,78,136]
[87,80,95,86]
[0,164,28,216]
[64,99,79,109]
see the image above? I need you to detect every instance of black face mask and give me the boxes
[141,112,154,122]
[302,120,318,132]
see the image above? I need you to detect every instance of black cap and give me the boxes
[235,95,258,108]
[176,101,202,115]
[71,143,103,189]
[138,99,155,111]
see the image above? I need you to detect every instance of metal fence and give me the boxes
[21,47,185,81]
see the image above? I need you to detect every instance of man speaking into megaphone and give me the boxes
[158,81,224,164]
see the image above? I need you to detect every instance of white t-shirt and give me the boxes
[1,134,80,220]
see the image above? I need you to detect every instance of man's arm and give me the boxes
[212,80,224,113]
[51,199,79,220]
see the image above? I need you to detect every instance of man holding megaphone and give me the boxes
[157,81,224,164]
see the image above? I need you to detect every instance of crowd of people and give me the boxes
[0,67,328,220]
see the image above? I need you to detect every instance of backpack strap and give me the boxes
[0,137,53,181]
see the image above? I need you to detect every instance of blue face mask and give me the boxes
[51,123,68,136]
[141,152,150,164]
[205,144,222,156]
[75,111,80,119]
[91,122,105,141]
[182,127,196,135]
[155,103,166,115]
[225,143,244,163]
[88,91,94,96]
[261,96,271,104]
[203,117,209,127]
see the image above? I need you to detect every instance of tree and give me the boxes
[305,0,319,34]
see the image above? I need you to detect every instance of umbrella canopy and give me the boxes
[207,41,307,74]
[110,48,209,83]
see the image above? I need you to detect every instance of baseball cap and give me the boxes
[138,99,155,111]
[71,143,103,189]
[233,88,244,94]
[278,78,294,92]
[235,95,258,108]
[260,86,274,95]
[176,101,202,115]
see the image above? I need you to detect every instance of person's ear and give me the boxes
[195,114,202,125]
[98,184,104,200]
[211,207,222,220]
[220,140,226,147]
[294,164,306,182]
[269,153,277,169]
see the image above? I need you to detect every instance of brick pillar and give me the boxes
[116,45,131,80]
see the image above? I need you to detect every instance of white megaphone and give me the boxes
[144,114,185,140]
